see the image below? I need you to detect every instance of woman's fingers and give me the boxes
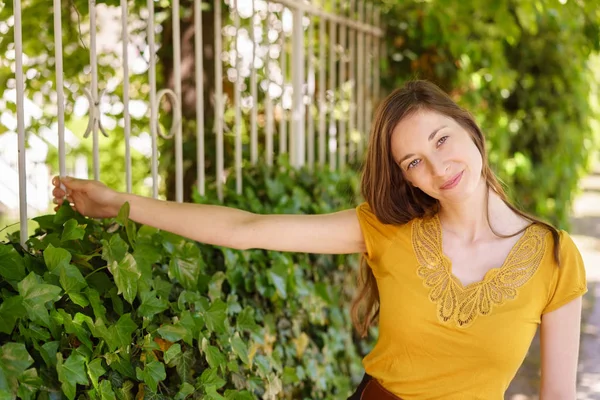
[52,187,65,198]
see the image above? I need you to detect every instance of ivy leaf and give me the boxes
[115,380,134,400]
[204,345,226,369]
[68,292,89,307]
[199,367,226,389]
[282,366,299,385]
[174,382,195,400]
[268,262,288,299]
[135,361,166,392]
[236,307,259,333]
[157,324,191,345]
[60,264,87,294]
[87,358,106,389]
[116,202,130,226]
[56,352,89,400]
[205,386,226,400]
[16,368,42,400]
[230,333,249,365]
[164,346,194,384]
[0,295,26,334]
[168,242,202,290]
[177,311,199,344]
[101,234,128,265]
[57,310,93,350]
[84,288,107,322]
[107,253,141,304]
[18,273,62,304]
[225,390,254,400]
[0,342,33,381]
[0,244,25,281]
[32,214,59,230]
[43,244,72,273]
[204,299,227,334]
[105,314,137,351]
[138,290,168,319]
[54,202,79,225]
[208,272,226,301]
[98,379,117,399]
[18,272,62,327]
[61,219,86,242]
[44,244,87,294]
[163,344,181,365]
[254,355,271,377]
[37,341,59,368]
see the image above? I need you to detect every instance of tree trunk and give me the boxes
[159,1,218,202]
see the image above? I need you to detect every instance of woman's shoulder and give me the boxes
[355,202,415,238]
[356,202,420,227]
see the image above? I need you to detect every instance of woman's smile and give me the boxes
[440,171,464,190]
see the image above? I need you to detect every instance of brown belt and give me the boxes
[360,378,403,400]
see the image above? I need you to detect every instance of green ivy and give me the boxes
[0,159,368,399]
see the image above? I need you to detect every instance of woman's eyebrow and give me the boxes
[397,125,447,164]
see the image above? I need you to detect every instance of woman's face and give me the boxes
[390,110,483,204]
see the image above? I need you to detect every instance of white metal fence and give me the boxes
[4,0,384,246]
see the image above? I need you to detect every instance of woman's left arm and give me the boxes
[540,296,583,400]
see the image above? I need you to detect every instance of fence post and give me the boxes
[14,0,27,248]
[291,8,305,168]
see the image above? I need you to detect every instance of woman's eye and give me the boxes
[437,136,449,146]
[407,159,421,169]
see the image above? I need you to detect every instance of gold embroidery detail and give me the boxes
[413,215,547,327]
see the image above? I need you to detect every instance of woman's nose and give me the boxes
[430,158,449,177]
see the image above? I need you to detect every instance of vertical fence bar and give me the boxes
[373,6,381,113]
[291,8,305,168]
[356,0,365,158]
[338,2,347,170]
[121,0,132,192]
[173,0,184,202]
[364,2,373,147]
[250,0,258,165]
[317,8,326,167]
[54,0,66,180]
[306,8,315,170]
[215,0,224,201]
[327,0,337,171]
[89,0,100,180]
[194,0,205,196]
[348,0,356,163]
[265,2,274,166]
[147,0,159,198]
[233,0,243,194]
[278,8,287,156]
[14,0,27,247]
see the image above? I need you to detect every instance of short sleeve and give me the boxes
[542,230,588,314]
[355,202,398,262]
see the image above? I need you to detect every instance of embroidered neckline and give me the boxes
[412,214,548,327]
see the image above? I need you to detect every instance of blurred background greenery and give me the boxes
[0,0,598,228]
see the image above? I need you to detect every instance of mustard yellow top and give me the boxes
[355,202,588,400]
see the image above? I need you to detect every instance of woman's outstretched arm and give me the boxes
[52,176,366,254]
[540,297,582,400]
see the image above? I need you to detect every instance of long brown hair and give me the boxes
[351,80,561,337]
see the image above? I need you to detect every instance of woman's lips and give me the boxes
[440,171,464,190]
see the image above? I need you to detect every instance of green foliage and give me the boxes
[380,0,600,227]
[0,160,367,399]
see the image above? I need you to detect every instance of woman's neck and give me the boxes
[437,179,522,243]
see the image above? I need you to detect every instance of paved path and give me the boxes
[506,165,600,400]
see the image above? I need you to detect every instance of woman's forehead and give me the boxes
[392,111,455,143]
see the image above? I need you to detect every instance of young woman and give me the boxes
[52,80,587,400]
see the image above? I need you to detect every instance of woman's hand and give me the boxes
[51,176,124,219]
